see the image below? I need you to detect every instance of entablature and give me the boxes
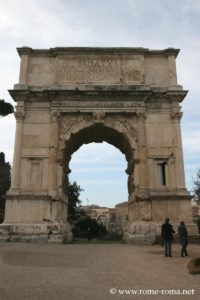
[9,86,187,104]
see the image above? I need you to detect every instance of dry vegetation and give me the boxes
[187,257,200,275]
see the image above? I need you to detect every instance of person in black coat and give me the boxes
[161,218,175,257]
[178,221,188,257]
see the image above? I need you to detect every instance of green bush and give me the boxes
[74,217,107,239]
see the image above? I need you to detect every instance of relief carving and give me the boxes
[14,111,25,121]
[136,109,146,119]
[50,110,60,122]
[171,111,183,121]
[106,115,138,146]
[93,111,106,122]
[59,114,138,153]
[60,114,91,139]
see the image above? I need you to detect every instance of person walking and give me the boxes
[161,218,175,257]
[178,221,188,257]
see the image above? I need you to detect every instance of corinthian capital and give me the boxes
[136,109,146,119]
[171,111,183,121]
[50,110,60,122]
[14,111,25,121]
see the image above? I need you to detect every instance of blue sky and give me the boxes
[0,0,200,207]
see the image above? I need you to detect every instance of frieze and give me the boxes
[55,100,142,108]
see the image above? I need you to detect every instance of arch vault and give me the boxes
[0,47,192,244]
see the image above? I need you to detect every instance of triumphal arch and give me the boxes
[1,47,192,244]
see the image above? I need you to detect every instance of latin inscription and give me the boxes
[57,58,142,84]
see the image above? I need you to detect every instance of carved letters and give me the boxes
[57,58,142,84]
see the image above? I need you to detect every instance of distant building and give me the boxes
[80,202,128,232]
[80,205,110,229]
[109,208,115,222]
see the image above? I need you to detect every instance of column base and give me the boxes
[123,221,199,245]
[123,221,158,245]
[0,222,73,243]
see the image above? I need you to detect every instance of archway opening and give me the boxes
[69,142,128,207]
[63,123,135,241]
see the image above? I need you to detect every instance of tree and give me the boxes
[193,168,200,201]
[0,99,14,117]
[0,98,14,222]
[0,152,11,223]
[193,169,200,234]
[76,217,107,239]
[68,181,83,222]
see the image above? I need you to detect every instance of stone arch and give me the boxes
[0,46,193,244]
[58,116,137,205]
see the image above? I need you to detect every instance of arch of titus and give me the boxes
[0,47,192,244]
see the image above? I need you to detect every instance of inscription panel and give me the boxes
[56,57,143,84]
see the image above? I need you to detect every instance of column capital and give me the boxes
[136,109,146,119]
[171,111,183,121]
[14,111,25,121]
[50,110,60,122]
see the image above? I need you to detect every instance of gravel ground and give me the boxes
[0,242,199,300]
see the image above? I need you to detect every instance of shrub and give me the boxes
[187,258,200,275]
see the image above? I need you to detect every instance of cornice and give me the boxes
[17,47,180,58]
[9,86,188,103]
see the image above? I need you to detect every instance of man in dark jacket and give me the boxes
[178,221,188,257]
[161,218,175,257]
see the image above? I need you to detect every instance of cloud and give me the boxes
[70,167,127,173]
[0,0,200,203]
[70,142,127,165]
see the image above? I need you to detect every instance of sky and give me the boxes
[0,0,199,207]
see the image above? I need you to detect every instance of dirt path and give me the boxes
[0,243,199,300]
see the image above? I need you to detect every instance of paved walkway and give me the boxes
[0,242,199,300]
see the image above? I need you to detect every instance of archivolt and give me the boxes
[59,115,137,163]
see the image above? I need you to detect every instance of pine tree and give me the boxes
[0,99,14,117]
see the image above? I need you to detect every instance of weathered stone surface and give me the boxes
[123,232,157,245]
[0,47,192,245]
